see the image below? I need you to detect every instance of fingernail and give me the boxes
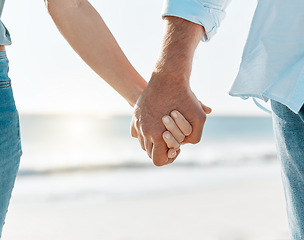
[165,132,171,139]
[171,111,178,119]
[171,151,176,157]
[163,116,170,124]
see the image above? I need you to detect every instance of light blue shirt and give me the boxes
[162,0,304,113]
[0,0,11,45]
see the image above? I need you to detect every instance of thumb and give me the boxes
[199,101,212,114]
[152,141,170,167]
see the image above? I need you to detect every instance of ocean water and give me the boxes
[18,115,277,174]
[8,114,284,240]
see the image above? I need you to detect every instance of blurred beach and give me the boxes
[2,115,290,240]
[2,0,285,238]
[17,115,278,171]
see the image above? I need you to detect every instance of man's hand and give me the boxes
[131,72,207,166]
[131,16,207,166]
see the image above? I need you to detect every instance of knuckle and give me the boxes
[192,139,200,144]
[194,111,206,122]
[186,133,202,144]
[174,144,180,151]
[184,130,192,137]
[199,113,207,123]
[192,134,202,144]
[177,135,185,143]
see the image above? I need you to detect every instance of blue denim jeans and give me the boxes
[271,99,304,239]
[0,51,22,238]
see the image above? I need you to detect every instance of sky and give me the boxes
[3,0,266,117]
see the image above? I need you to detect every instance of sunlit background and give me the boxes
[2,0,289,240]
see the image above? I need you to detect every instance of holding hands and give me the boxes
[162,102,212,161]
[131,16,209,166]
[131,92,211,166]
[45,0,208,167]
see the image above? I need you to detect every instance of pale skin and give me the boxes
[42,0,210,160]
[162,103,211,160]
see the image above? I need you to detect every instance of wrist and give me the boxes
[148,70,191,97]
[153,16,204,84]
[153,56,192,83]
[127,78,147,107]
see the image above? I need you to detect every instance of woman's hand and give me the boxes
[163,102,212,162]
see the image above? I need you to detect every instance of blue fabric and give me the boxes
[0,0,11,46]
[271,99,304,239]
[162,0,230,41]
[0,51,22,238]
[162,0,304,114]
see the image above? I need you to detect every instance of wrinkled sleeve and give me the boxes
[162,0,231,42]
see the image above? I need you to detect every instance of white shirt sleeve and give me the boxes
[162,0,232,41]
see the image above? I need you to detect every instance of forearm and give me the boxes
[44,0,146,107]
[154,16,205,85]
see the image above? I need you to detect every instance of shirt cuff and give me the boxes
[162,0,226,42]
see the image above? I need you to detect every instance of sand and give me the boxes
[2,163,290,240]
